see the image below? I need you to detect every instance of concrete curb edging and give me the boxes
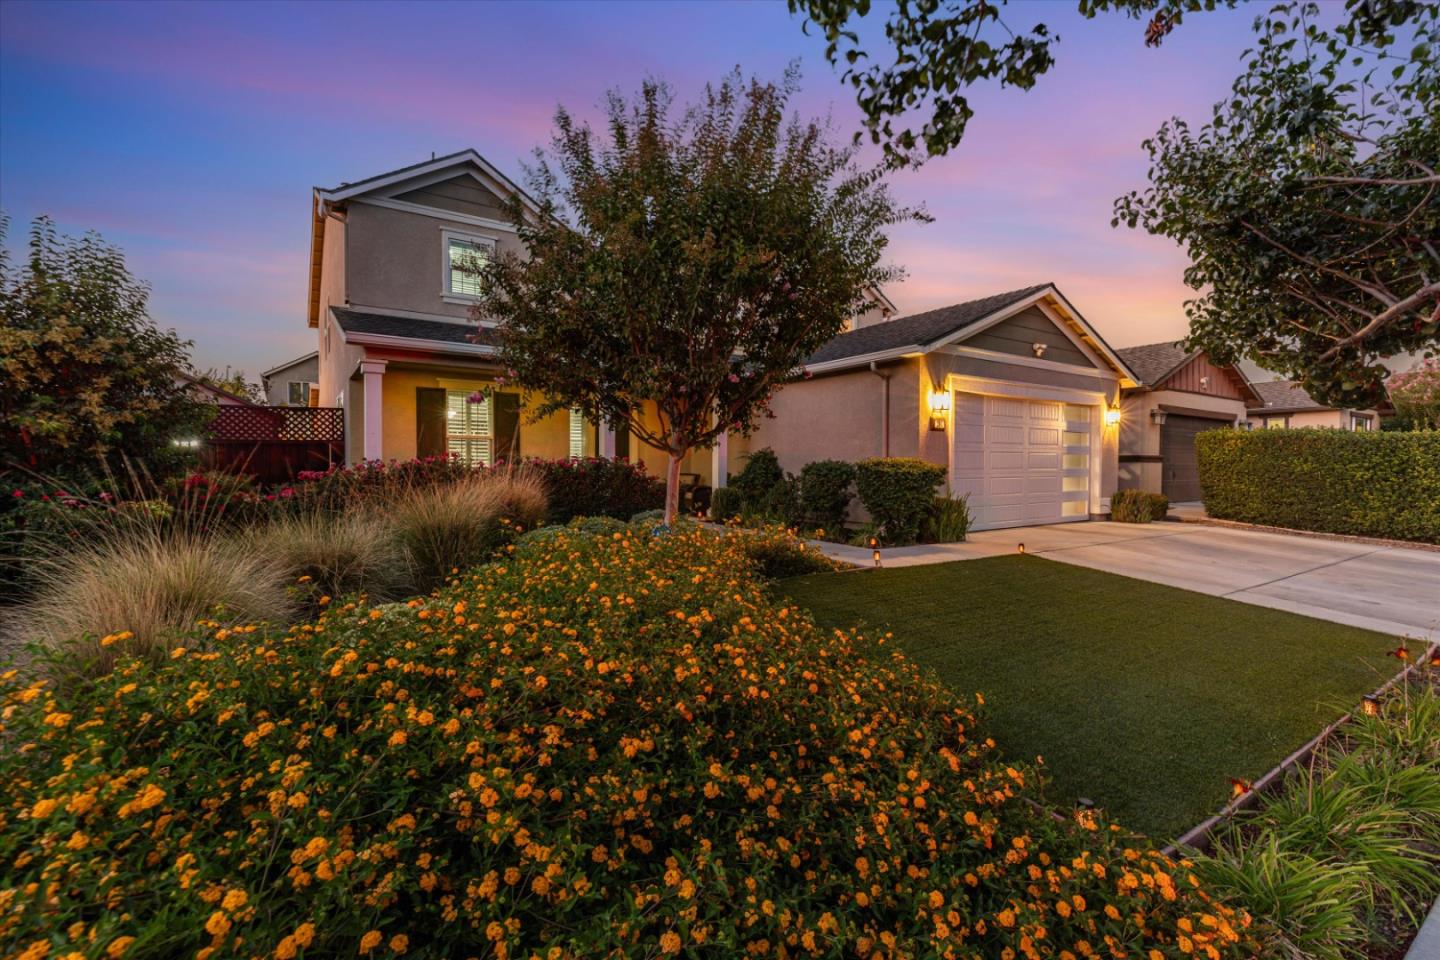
[1168,514,1440,553]
[1162,641,1439,858]
[1405,896,1440,960]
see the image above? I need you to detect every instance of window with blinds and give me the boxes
[446,390,492,466]
[569,408,585,459]
[447,238,489,297]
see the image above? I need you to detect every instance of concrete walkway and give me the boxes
[814,521,1440,638]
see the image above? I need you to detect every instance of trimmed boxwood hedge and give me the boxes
[855,457,947,545]
[1196,428,1440,543]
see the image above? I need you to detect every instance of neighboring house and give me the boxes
[756,283,1139,531]
[261,352,320,407]
[305,150,1144,532]
[1246,380,1379,431]
[1113,341,1259,502]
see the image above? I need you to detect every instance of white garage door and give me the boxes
[952,393,1093,530]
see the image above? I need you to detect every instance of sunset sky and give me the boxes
[0,0,1271,380]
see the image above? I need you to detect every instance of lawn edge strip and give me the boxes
[1164,640,1439,857]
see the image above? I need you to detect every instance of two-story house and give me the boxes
[308,149,1149,530]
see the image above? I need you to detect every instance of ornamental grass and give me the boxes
[1,523,1254,959]
[15,529,293,676]
[388,467,548,593]
[236,510,407,604]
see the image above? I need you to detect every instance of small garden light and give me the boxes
[1430,648,1440,668]
[1361,694,1381,717]
[1017,542,1025,554]
[872,547,882,568]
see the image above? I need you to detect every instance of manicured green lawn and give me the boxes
[778,555,1398,839]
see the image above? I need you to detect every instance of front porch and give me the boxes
[345,350,741,490]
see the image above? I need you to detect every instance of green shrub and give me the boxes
[390,469,548,592]
[522,456,665,523]
[729,447,784,504]
[725,522,841,578]
[1196,429,1440,543]
[854,457,947,545]
[797,459,855,532]
[1110,489,1169,524]
[744,475,800,526]
[708,485,743,521]
[924,491,972,542]
[0,524,1255,959]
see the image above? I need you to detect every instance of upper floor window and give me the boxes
[443,230,495,300]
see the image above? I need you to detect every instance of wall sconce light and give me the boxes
[1031,342,1048,358]
[1150,409,1168,426]
[1104,406,1121,427]
[928,388,951,431]
[1361,694,1381,717]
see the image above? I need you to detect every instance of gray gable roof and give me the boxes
[1114,341,1191,387]
[332,308,500,348]
[806,284,1051,365]
[1247,379,1331,413]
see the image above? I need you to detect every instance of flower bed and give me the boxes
[2,523,1252,959]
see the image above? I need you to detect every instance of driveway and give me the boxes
[814,521,1440,638]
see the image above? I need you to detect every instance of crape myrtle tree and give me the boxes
[475,68,920,524]
[1115,1,1439,407]
[0,215,208,482]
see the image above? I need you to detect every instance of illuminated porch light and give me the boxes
[1361,694,1381,717]
[928,388,951,431]
[1104,405,1122,426]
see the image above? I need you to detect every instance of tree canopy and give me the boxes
[1115,1,1438,405]
[0,215,207,480]
[476,68,919,522]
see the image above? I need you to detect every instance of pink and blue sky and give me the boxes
[0,0,1267,379]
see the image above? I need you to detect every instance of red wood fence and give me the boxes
[200,406,344,485]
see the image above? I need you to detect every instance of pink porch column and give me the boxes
[359,358,387,461]
[599,418,617,459]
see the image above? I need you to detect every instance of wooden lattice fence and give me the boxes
[200,406,344,484]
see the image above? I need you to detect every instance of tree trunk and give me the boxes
[663,450,683,526]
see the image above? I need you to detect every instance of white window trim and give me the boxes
[441,229,497,302]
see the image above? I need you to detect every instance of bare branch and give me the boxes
[1318,281,1440,359]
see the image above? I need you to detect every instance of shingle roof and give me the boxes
[1247,379,1331,413]
[806,284,1051,365]
[332,308,500,348]
[1114,341,1191,387]
[318,149,475,194]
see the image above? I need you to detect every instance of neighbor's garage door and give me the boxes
[1160,414,1230,502]
[952,393,1093,531]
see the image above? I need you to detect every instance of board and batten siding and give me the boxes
[1160,354,1247,398]
[964,306,1095,369]
[393,175,509,221]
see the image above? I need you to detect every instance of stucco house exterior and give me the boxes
[261,352,319,407]
[1113,341,1258,502]
[1245,380,1379,431]
[303,149,1147,532]
[766,284,1139,530]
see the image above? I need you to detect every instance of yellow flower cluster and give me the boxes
[0,523,1253,958]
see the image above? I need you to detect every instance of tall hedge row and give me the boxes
[1196,429,1440,543]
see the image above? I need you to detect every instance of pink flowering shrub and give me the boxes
[1387,359,1440,430]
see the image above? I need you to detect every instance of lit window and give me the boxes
[1264,417,1287,429]
[1352,415,1371,431]
[446,236,492,297]
[446,390,492,466]
[287,381,313,406]
[569,408,586,459]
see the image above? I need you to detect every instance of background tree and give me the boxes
[0,215,208,481]
[1387,359,1440,430]
[196,366,263,403]
[476,69,919,524]
[1115,1,1438,405]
